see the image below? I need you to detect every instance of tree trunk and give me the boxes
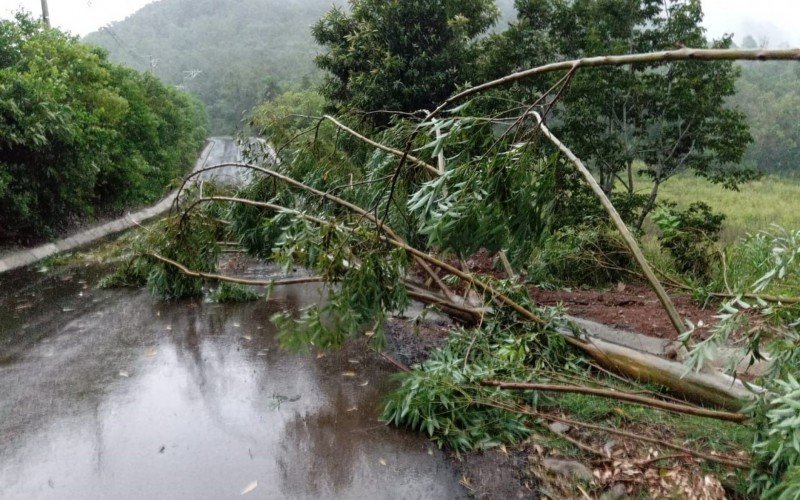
[636,177,660,231]
[627,160,634,196]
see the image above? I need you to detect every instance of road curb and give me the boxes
[0,139,216,275]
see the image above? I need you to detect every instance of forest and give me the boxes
[93,0,800,498]
[82,0,334,134]
[0,13,208,243]
[82,0,800,178]
[82,0,520,134]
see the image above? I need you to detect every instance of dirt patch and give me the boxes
[528,283,719,341]
[450,249,720,341]
[451,446,539,499]
[383,317,451,367]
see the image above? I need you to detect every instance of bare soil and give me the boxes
[529,283,719,341]
[459,249,720,341]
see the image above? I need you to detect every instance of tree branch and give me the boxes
[480,379,747,423]
[149,253,324,287]
[530,112,687,335]
[485,400,750,469]
[179,163,457,301]
[429,48,800,119]
[323,115,439,176]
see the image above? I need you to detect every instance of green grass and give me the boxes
[640,174,800,243]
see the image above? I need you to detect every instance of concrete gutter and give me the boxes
[0,140,216,274]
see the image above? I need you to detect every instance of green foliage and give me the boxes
[383,299,570,450]
[673,224,800,495]
[312,0,499,122]
[83,0,330,134]
[0,13,207,242]
[249,90,325,147]
[270,223,411,350]
[654,202,725,279]
[482,0,754,223]
[527,226,634,287]
[100,214,221,299]
[408,122,556,264]
[752,376,800,499]
[713,227,800,298]
[731,60,800,175]
[210,282,261,303]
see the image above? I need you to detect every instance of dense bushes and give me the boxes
[0,14,208,243]
[654,202,726,280]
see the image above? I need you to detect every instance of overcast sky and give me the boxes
[2,0,799,46]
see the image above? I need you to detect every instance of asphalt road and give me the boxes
[0,247,466,500]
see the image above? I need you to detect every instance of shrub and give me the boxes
[0,13,208,242]
[527,226,634,287]
[653,201,725,280]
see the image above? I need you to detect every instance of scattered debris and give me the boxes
[542,458,594,483]
[240,480,258,495]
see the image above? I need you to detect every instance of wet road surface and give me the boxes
[194,137,268,186]
[0,264,467,499]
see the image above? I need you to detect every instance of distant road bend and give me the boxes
[0,137,264,274]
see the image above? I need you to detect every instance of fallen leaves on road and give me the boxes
[240,480,258,495]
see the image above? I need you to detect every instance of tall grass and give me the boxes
[640,174,800,242]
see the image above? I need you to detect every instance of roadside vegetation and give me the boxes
[82,0,521,134]
[0,13,208,244]
[654,174,800,242]
[99,0,800,497]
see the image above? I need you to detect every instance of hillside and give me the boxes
[84,0,518,134]
[84,0,336,133]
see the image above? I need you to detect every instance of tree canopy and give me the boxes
[312,0,499,122]
[0,13,207,242]
[731,59,800,175]
[481,0,755,227]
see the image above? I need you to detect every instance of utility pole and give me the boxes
[40,0,50,27]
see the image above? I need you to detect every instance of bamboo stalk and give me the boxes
[429,48,800,118]
[323,115,439,176]
[149,253,324,287]
[530,112,686,335]
[480,379,747,423]
[563,331,758,411]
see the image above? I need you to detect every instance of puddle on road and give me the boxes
[0,266,466,499]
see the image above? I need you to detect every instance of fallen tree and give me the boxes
[110,47,800,494]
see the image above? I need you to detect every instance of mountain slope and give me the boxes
[84,0,519,134]
[84,0,335,133]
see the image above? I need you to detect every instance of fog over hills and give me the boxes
[83,0,336,133]
[80,0,519,134]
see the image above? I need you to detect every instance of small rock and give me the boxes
[600,483,628,500]
[542,458,593,483]
[548,422,570,434]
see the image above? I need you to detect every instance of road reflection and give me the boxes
[0,266,466,499]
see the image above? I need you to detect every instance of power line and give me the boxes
[100,25,154,71]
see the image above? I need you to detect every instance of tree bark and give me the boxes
[636,177,661,231]
[531,113,687,336]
